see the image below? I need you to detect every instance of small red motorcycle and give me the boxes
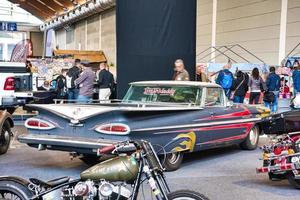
[257,132,300,189]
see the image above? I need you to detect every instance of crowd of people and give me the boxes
[171,58,300,113]
[40,59,115,102]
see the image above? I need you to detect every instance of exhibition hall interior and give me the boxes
[0,0,300,199]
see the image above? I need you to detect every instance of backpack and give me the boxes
[263,91,275,103]
[56,76,66,90]
[220,71,233,89]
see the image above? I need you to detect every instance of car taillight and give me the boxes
[25,118,56,130]
[4,77,14,90]
[95,123,130,135]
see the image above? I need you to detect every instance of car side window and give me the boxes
[205,87,224,106]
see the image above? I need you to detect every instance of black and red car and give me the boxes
[18,81,270,170]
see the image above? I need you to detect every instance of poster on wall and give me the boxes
[10,39,33,62]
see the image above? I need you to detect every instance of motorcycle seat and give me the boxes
[29,176,70,188]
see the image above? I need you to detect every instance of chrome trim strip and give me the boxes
[18,134,117,147]
[134,118,260,133]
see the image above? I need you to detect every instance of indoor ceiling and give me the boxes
[8,0,88,22]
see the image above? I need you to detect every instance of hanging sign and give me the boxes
[0,22,17,31]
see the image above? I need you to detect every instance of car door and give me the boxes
[197,87,250,149]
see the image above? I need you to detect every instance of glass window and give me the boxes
[7,44,15,61]
[123,85,202,105]
[205,87,224,106]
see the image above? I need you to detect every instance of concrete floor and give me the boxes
[0,126,299,200]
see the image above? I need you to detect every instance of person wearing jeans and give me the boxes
[75,64,96,103]
[66,59,81,101]
[265,66,281,113]
[231,71,248,103]
[264,91,279,113]
[292,61,300,96]
[249,68,263,104]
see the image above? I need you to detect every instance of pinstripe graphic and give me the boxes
[133,118,260,134]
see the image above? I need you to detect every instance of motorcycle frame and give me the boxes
[29,141,172,200]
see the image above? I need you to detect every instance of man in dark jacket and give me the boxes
[265,66,281,113]
[66,59,81,100]
[231,71,248,103]
[97,62,114,101]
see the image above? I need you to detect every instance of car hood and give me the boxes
[28,103,202,121]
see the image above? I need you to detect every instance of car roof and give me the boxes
[130,80,221,88]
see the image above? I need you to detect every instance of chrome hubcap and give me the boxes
[249,127,258,145]
[0,130,9,145]
[168,152,181,164]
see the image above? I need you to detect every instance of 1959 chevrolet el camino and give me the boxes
[18,81,270,171]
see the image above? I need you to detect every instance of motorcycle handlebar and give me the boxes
[97,141,140,156]
[98,145,115,155]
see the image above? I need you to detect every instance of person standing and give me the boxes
[265,66,281,113]
[75,63,96,102]
[55,69,68,101]
[66,59,81,100]
[172,59,190,81]
[216,63,234,99]
[292,61,300,95]
[249,68,264,104]
[97,62,115,101]
[231,71,248,103]
[196,64,208,82]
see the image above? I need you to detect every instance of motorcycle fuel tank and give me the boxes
[80,155,139,182]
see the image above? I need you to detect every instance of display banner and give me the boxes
[45,29,55,57]
[10,39,33,62]
[116,0,196,97]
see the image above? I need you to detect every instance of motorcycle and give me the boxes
[256,132,300,189]
[0,140,208,199]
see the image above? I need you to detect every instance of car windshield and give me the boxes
[123,85,202,105]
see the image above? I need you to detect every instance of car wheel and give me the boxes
[162,152,183,171]
[240,125,259,150]
[0,121,12,155]
[287,172,300,189]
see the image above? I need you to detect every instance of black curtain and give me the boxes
[116,0,196,98]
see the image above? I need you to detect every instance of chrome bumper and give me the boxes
[18,134,119,153]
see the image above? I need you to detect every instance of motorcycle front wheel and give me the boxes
[287,172,300,189]
[167,190,209,200]
[0,181,33,200]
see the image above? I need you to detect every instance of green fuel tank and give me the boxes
[80,155,139,182]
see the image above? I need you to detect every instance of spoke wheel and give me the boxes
[0,190,22,200]
[0,181,33,200]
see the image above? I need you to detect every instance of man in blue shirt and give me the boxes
[265,66,281,113]
[292,61,300,95]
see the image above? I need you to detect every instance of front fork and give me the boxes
[143,165,170,200]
